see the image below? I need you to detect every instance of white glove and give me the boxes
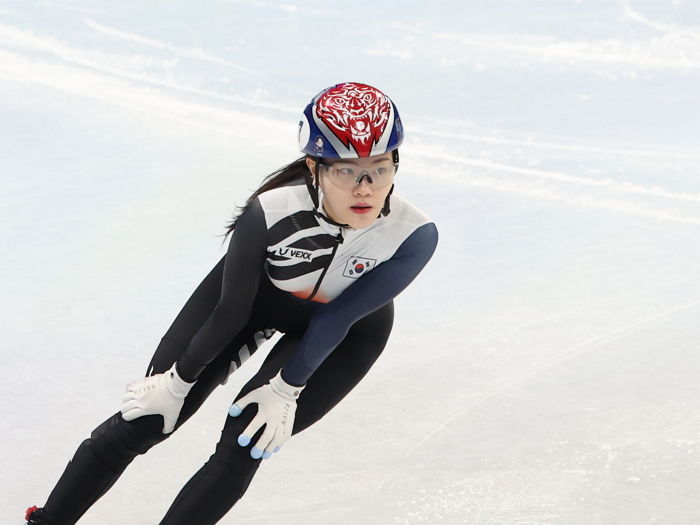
[121,363,195,434]
[228,371,304,459]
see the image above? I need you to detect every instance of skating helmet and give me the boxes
[297,82,404,159]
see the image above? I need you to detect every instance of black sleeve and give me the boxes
[281,222,438,386]
[176,199,267,382]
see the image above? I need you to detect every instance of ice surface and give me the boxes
[1,1,699,523]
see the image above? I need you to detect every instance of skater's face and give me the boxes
[305,152,396,229]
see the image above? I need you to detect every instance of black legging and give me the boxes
[41,259,394,524]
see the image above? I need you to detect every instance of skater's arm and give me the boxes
[281,222,438,386]
[176,199,268,382]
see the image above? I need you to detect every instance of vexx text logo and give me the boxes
[277,247,314,261]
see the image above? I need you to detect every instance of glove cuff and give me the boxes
[269,371,305,401]
[167,363,195,398]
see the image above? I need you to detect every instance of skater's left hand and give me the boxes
[121,363,194,434]
[228,371,304,459]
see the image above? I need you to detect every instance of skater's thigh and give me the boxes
[224,302,394,437]
[214,333,301,464]
[154,321,274,427]
[91,319,272,446]
[89,337,233,450]
[293,301,394,433]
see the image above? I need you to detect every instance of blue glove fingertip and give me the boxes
[273,446,281,453]
[237,434,250,447]
[251,447,263,459]
[262,450,272,459]
[228,404,242,417]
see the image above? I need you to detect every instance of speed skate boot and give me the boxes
[24,506,51,524]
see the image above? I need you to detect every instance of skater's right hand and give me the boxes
[228,370,304,459]
[120,363,194,434]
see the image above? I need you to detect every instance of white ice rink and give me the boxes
[2,1,700,523]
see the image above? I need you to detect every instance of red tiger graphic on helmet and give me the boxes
[315,82,391,158]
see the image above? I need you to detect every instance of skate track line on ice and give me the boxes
[4,21,698,227]
[0,47,289,141]
[367,255,700,401]
[82,18,308,97]
[2,20,698,164]
[412,148,700,204]
[0,22,299,115]
[622,0,700,40]
[409,155,700,225]
[413,126,700,162]
[392,3,700,71]
[485,406,700,521]
[367,297,619,393]
[404,299,700,457]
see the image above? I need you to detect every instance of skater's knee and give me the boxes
[209,426,262,496]
[89,412,170,470]
[208,455,258,499]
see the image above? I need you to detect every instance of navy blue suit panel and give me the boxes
[281,222,439,385]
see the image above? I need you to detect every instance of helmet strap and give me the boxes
[306,160,350,228]
[380,183,394,217]
[304,162,320,209]
[379,149,399,217]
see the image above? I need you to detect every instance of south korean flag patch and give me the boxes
[343,256,377,279]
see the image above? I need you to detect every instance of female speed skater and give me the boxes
[25,81,438,524]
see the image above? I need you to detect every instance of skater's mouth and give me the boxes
[350,203,373,214]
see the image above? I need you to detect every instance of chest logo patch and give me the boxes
[343,256,377,279]
[277,247,314,261]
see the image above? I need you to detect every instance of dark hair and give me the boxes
[221,156,312,241]
[221,149,399,243]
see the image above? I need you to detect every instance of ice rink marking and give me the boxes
[406,299,700,457]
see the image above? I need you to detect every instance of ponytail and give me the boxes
[221,156,312,240]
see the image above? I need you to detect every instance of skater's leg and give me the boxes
[40,315,269,525]
[39,336,229,524]
[159,301,394,525]
[158,336,295,525]
[293,300,394,432]
[34,257,248,523]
